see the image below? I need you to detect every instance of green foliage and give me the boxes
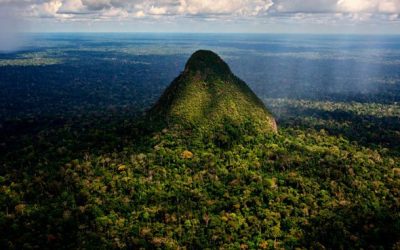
[148,50,277,133]
[0,51,399,249]
[1,117,399,249]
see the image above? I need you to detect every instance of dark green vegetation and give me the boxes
[1,103,399,249]
[0,34,400,249]
[149,50,277,133]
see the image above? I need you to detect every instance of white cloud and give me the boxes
[134,10,145,18]
[1,0,399,26]
[271,0,338,13]
[378,0,400,12]
[59,0,85,13]
[338,0,376,12]
[102,6,128,18]
[176,0,273,16]
[148,5,167,15]
[31,0,63,17]
[81,0,110,10]
[338,0,400,13]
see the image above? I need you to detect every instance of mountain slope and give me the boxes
[148,50,277,133]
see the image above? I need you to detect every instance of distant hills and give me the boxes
[148,50,277,133]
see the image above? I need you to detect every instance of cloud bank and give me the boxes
[1,0,399,19]
[0,0,399,38]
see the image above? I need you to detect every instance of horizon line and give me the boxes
[22,31,400,36]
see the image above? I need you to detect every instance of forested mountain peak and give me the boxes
[184,50,232,76]
[148,50,277,133]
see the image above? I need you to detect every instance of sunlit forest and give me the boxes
[0,34,399,249]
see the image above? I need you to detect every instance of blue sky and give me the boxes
[0,0,399,34]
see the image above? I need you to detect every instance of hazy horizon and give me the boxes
[2,0,400,51]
